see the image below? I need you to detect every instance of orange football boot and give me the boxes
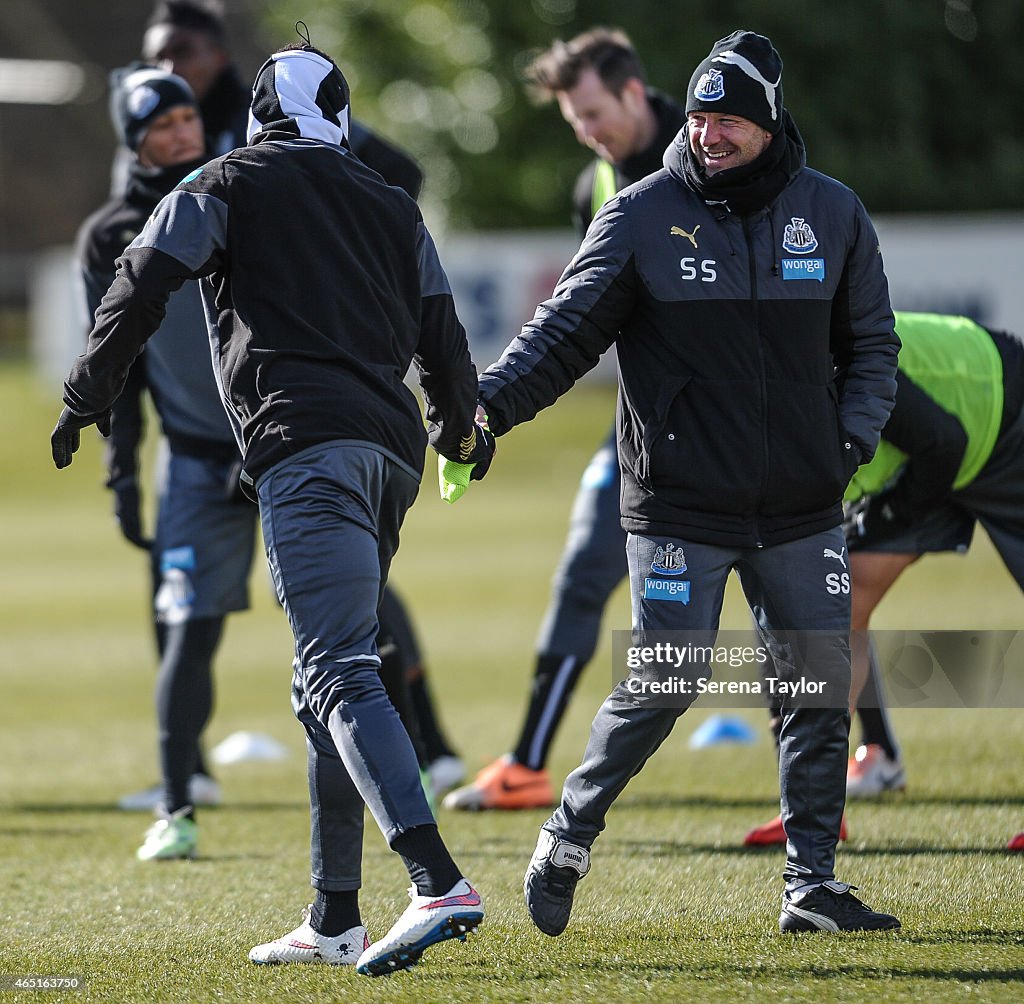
[441,754,554,811]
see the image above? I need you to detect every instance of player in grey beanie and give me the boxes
[110,64,197,153]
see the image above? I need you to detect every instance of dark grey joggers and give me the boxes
[547,526,852,892]
[257,441,434,891]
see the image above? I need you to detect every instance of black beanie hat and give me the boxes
[685,30,784,134]
[110,64,197,152]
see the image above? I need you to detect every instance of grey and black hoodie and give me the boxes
[479,112,900,547]
[64,48,482,484]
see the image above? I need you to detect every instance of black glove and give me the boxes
[51,406,111,470]
[466,424,495,482]
[110,478,153,551]
[843,489,912,545]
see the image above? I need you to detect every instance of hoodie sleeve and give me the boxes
[412,218,482,463]
[63,175,229,419]
[78,238,147,486]
[829,197,900,463]
[478,198,638,437]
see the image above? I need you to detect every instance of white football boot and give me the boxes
[356,878,483,976]
[249,907,369,965]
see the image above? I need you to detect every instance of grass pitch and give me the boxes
[1,360,1022,1002]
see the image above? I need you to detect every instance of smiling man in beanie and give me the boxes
[53,42,491,976]
[475,29,902,935]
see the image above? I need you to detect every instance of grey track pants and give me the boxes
[257,441,434,891]
[548,526,852,890]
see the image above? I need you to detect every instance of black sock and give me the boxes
[512,653,587,771]
[391,824,461,897]
[856,643,900,760]
[309,889,361,935]
[856,706,898,759]
[157,617,223,813]
[407,670,456,762]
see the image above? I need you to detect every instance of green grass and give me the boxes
[1,359,1022,1003]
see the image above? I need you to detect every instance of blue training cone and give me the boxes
[687,714,758,749]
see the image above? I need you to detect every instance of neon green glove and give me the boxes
[437,418,494,504]
[439,455,474,503]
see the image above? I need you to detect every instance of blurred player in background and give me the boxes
[137,0,424,195]
[445,26,686,812]
[744,312,1024,852]
[78,66,252,856]
[54,41,492,974]
[379,587,465,801]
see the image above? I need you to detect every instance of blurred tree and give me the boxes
[259,0,1024,231]
[2,0,1021,259]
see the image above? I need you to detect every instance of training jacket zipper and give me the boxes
[743,214,769,548]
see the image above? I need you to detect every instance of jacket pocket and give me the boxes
[636,376,691,491]
[641,376,763,512]
[764,381,849,514]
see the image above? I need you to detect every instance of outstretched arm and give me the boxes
[478,198,637,437]
[412,217,494,495]
[54,176,228,470]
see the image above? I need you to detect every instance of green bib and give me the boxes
[845,312,1003,502]
[591,160,618,218]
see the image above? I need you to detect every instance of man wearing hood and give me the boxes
[52,43,491,977]
[476,30,901,935]
[116,1,453,819]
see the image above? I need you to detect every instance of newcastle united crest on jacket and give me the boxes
[782,217,818,254]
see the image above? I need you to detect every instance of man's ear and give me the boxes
[619,76,646,109]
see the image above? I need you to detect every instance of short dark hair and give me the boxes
[275,41,335,64]
[147,0,227,47]
[522,27,647,103]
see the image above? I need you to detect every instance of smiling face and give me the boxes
[556,67,654,164]
[686,110,773,175]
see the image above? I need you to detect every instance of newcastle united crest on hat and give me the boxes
[109,63,197,152]
[694,68,725,103]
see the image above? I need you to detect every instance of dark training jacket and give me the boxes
[480,123,899,547]
[64,51,477,485]
[96,67,424,488]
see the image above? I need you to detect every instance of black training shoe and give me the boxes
[523,829,590,936]
[779,881,901,932]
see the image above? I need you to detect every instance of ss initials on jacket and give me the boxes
[680,257,717,282]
